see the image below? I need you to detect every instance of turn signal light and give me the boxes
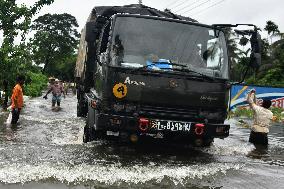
[139,118,149,132]
[194,123,205,135]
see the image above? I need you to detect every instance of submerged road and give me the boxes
[0,93,283,188]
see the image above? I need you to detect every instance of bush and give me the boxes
[24,72,48,97]
[230,106,284,121]
[230,107,253,118]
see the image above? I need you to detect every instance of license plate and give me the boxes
[150,120,191,132]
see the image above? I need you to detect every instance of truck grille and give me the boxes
[138,105,199,120]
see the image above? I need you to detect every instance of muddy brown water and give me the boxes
[0,94,283,188]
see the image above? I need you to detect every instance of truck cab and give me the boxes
[76,4,260,146]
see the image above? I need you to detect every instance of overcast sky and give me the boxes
[12,0,283,38]
[22,0,283,33]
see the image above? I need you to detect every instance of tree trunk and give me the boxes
[42,49,51,73]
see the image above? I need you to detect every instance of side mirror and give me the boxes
[85,17,107,42]
[250,31,262,53]
[249,31,262,68]
[85,21,97,42]
[250,52,261,69]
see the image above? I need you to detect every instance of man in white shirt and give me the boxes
[43,79,65,109]
[246,90,276,146]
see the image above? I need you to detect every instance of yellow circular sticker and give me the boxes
[113,83,127,99]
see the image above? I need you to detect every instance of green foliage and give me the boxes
[254,68,284,87]
[264,20,280,35]
[230,107,283,121]
[51,55,77,81]
[24,71,48,97]
[271,107,283,121]
[230,108,254,118]
[31,13,79,80]
[0,0,54,45]
[0,0,55,99]
[229,20,284,87]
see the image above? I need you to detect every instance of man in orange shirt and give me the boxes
[11,75,25,124]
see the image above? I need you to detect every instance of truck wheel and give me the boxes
[83,122,97,143]
[77,102,85,117]
[83,126,90,143]
[83,121,103,143]
[76,87,87,117]
[77,99,87,117]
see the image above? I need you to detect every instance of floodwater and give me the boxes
[0,94,283,189]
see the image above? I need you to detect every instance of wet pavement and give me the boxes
[0,93,283,188]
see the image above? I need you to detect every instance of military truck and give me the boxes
[75,4,261,146]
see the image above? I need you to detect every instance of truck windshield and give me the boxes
[110,16,229,79]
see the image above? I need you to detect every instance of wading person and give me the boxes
[63,81,69,95]
[43,79,65,110]
[246,90,276,146]
[11,75,25,125]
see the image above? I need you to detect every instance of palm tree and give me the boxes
[223,28,241,66]
[254,21,284,86]
[264,20,280,44]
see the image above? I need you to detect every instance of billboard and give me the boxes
[230,84,284,110]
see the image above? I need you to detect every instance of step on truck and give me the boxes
[75,4,262,146]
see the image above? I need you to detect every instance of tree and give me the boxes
[0,0,54,81]
[264,20,280,44]
[246,21,284,87]
[0,0,54,107]
[223,28,241,67]
[222,28,244,81]
[31,13,80,79]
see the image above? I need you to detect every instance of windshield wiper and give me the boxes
[129,61,215,81]
[164,61,187,68]
[171,66,216,81]
[129,62,172,73]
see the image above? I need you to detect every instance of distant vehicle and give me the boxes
[75,4,262,146]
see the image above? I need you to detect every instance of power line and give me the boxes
[174,0,208,14]
[189,0,227,16]
[169,0,192,11]
[179,0,212,15]
[164,0,184,10]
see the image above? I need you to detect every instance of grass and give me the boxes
[229,106,284,122]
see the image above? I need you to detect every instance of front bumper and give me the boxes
[96,113,230,139]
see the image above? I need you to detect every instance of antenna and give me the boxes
[138,0,142,4]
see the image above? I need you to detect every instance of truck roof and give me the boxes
[90,4,197,22]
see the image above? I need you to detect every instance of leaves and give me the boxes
[264,20,280,35]
[30,13,79,80]
[0,0,54,97]
[24,71,48,97]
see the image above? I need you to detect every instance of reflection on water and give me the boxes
[0,94,283,188]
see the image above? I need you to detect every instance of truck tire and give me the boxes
[83,124,104,143]
[77,102,87,117]
[83,110,105,143]
[83,125,90,143]
[83,122,96,143]
[77,89,87,117]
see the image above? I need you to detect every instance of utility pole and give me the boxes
[138,0,142,4]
